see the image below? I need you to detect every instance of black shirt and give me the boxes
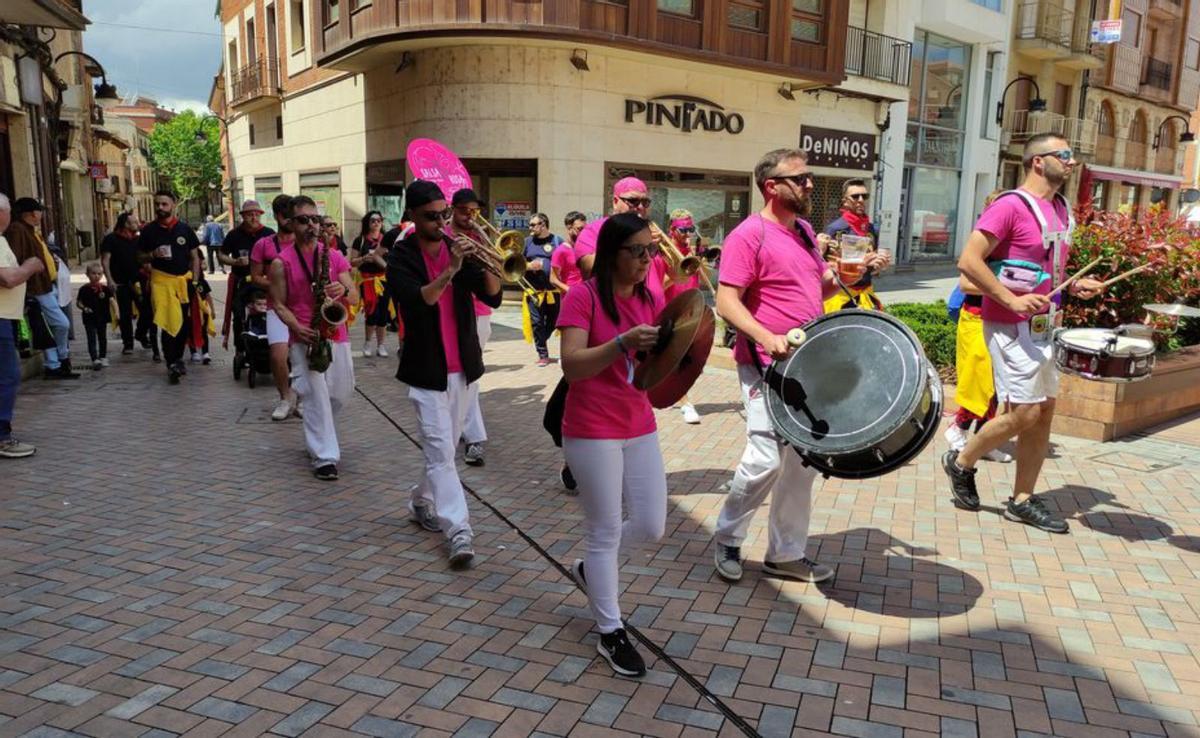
[76,282,114,320]
[353,234,386,275]
[138,218,200,276]
[100,231,142,285]
[222,224,274,280]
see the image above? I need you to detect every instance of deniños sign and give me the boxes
[800,126,876,170]
[624,94,745,135]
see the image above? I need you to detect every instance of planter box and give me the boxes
[1052,346,1200,441]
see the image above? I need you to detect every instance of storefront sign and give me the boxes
[624,95,744,135]
[88,163,108,179]
[1091,19,1122,44]
[800,126,876,170]
[494,201,532,231]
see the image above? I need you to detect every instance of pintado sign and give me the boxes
[624,94,745,135]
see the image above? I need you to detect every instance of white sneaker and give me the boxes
[99,358,110,367]
[680,404,701,424]
[944,424,967,452]
[271,398,292,421]
[377,345,388,357]
[983,447,1013,463]
[190,351,202,363]
[362,340,375,358]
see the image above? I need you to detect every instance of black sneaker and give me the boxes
[942,449,980,511]
[175,361,188,376]
[1004,495,1069,534]
[168,367,181,384]
[570,558,587,592]
[314,464,339,481]
[598,628,646,678]
[122,346,133,355]
[560,464,578,494]
[152,353,162,363]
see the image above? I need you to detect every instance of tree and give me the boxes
[146,111,221,206]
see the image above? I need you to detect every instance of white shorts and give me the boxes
[266,309,290,346]
[984,320,1058,405]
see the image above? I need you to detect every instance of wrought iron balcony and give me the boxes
[1142,57,1172,91]
[844,25,912,86]
[229,56,281,110]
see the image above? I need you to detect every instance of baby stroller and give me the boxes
[232,298,272,388]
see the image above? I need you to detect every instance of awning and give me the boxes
[1087,164,1183,189]
[0,0,90,30]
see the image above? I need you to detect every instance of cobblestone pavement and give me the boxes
[3,286,1200,738]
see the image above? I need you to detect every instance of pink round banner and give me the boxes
[406,138,473,200]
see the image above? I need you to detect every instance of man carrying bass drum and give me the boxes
[711,148,885,585]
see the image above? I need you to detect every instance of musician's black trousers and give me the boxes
[526,294,560,360]
[160,301,191,368]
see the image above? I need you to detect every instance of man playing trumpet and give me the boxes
[388,181,503,568]
[448,189,495,467]
[648,209,705,424]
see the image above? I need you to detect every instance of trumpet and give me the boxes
[446,231,534,292]
[466,213,533,288]
[649,221,702,277]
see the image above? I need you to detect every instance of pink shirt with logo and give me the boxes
[422,242,463,373]
[571,217,606,260]
[974,191,1070,324]
[278,243,351,345]
[719,215,828,367]
[558,281,664,440]
[551,244,583,290]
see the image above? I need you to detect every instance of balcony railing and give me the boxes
[1015,1,1072,48]
[1004,109,1097,154]
[1142,57,1173,91]
[230,56,281,108]
[844,25,912,86]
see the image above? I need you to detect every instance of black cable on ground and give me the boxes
[355,386,762,738]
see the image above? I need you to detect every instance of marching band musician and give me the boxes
[269,196,357,481]
[572,177,653,280]
[388,181,503,568]
[448,188,493,467]
[522,213,563,367]
[654,208,703,424]
[712,148,886,585]
[559,212,666,678]
[350,211,391,358]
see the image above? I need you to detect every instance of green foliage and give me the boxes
[146,111,221,205]
[886,301,956,370]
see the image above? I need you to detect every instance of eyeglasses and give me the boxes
[620,243,660,260]
[847,193,869,201]
[420,209,452,223]
[771,173,814,188]
[322,222,335,228]
[1029,148,1074,164]
[674,226,695,234]
[619,196,652,208]
[291,215,319,225]
[454,206,481,216]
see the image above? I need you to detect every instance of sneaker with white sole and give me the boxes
[448,533,475,568]
[99,358,110,367]
[680,404,701,424]
[362,340,375,358]
[943,424,967,452]
[983,447,1013,463]
[411,502,441,532]
[0,438,37,459]
[714,544,743,582]
[762,556,834,583]
[598,628,646,678]
[376,345,388,358]
[271,398,292,421]
[464,443,485,466]
[570,558,587,592]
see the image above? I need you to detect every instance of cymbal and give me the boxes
[648,308,715,409]
[1144,303,1200,318]
[633,289,707,391]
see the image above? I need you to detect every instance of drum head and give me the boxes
[766,310,928,456]
[1058,328,1154,356]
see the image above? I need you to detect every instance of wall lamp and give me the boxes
[54,50,119,105]
[1153,114,1196,150]
[570,49,589,71]
[778,82,797,101]
[995,77,1045,126]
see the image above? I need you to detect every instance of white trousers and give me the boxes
[288,342,355,467]
[715,364,817,563]
[563,432,666,634]
[409,372,473,539]
[463,315,491,444]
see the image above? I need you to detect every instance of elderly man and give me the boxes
[0,194,47,458]
[219,200,274,349]
[4,198,77,379]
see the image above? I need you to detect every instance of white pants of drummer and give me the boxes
[409,372,473,540]
[463,316,491,445]
[715,363,818,563]
[288,342,355,468]
[563,432,667,634]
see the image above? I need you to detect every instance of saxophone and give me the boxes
[307,244,347,373]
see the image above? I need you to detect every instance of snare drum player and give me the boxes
[943,134,1105,534]
[712,148,885,584]
[388,180,502,568]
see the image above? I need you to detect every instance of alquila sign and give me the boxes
[624,94,745,135]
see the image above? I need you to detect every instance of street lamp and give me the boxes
[195,113,228,142]
[995,77,1046,126]
[53,50,119,106]
[1152,114,1196,150]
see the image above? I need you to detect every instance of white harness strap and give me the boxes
[996,189,1074,327]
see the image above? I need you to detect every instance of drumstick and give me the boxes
[1100,263,1155,289]
[1046,256,1104,298]
[786,328,807,347]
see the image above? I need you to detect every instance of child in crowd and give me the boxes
[75,262,115,370]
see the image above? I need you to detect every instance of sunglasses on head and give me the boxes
[620,243,660,260]
[291,214,319,225]
[420,208,453,223]
[619,195,652,208]
[848,193,869,201]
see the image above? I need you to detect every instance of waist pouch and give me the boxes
[990,259,1050,293]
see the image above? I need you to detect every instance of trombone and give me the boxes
[649,221,716,292]
[462,213,535,291]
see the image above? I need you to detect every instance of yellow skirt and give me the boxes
[954,310,995,418]
[150,269,190,337]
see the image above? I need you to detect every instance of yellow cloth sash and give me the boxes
[521,288,559,344]
[34,231,57,283]
[954,310,995,418]
[150,269,190,336]
[823,284,880,313]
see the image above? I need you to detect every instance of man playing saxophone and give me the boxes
[270,196,359,481]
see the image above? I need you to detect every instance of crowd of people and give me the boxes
[0,133,1105,679]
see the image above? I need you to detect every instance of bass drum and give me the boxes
[764,309,942,479]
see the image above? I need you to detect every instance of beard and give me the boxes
[155,209,170,220]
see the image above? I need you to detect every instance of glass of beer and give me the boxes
[838,234,871,284]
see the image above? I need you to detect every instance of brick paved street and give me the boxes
[3,285,1200,738]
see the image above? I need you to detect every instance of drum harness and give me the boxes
[988,189,1074,342]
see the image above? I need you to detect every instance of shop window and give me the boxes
[658,0,696,17]
[728,1,765,32]
[300,171,342,224]
[607,163,750,243]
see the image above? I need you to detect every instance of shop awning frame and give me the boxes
[1087,164,1183,189]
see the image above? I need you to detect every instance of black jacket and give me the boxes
[387,233,503,390]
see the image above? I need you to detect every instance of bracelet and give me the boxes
[614,334,627,354]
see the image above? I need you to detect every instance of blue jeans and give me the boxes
[0,319,18,442]
[34,289,70,369]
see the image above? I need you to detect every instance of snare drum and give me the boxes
[1053,327,1155,383]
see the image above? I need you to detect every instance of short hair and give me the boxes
[669,208,693,222]
[531,212,549,226]
[841,179,868,198]
[754,148,808,192]
[271,194,293,217]
[0,193,9,211]
[248,287,267,301]
[564,211,586,227]
[85,261,104,274]
[291,195,317,210]
[115,211,133,231]
[154,190,176,201]
[1022,133,1069,169]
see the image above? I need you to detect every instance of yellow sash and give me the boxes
[954,310,995,418]
[150,269,190,336]
[823,284,880,313]
[521,289,559,343]
[34,232,57,283]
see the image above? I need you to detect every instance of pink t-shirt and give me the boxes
[277,243,351,345]
[659,242,702,302]
[572,217,606,260]
[551,244,583,290]
[975,191,1070,324]
[646,254,668,303]
[558,281,664,440]
[444,225,492,317]
[251,234,291,308]
[422,243,463,374]
[719,215,828,367]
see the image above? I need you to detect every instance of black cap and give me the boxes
[12,197,46,215]
[450,187,484,208]
[405,180,446,210]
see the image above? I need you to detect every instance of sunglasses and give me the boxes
[290,215,319,225]
[772,173,814,188]
[454,206,481,216]
[619,196,652,208]
[529,221,546,228]
[419,209,452,223]
[1032,148,1074,163]
[847,193,869,201]
[322,222,335,227]
[620,243,660,260]
[674,226,696,234]
[369,217,382,223]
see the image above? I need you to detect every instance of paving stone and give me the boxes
[189,696,258,723]
[30,683,99,706]
[270,701,335,736]
[107,685,178,720]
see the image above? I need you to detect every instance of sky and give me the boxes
[81,0,224,113]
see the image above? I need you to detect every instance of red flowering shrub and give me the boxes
[1065,207,1200,350]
